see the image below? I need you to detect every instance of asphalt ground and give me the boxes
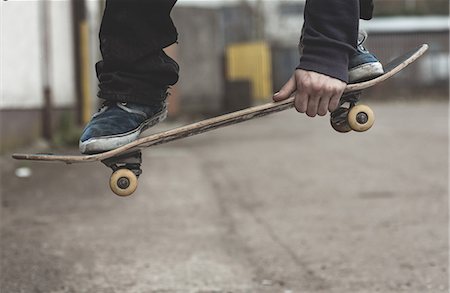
[1,101,448,293]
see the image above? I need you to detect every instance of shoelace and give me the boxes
[357,31,368,51]
[94,100,166,119]
[92,101,128,118]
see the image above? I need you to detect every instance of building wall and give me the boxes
[271,17,449,98]
[219,5,256,46]
[364,31,449,98]
[1,1,101,151]
[1,1,76,109]
[226,42,273,100]
[374,0,449,16]
[1,1,43,109]
[172,7,224,115]
[0,108,76,152]
[262,0,305,46]
[86,0,103,114]
[360,17,450,97]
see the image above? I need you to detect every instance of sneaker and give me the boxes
[79,101,167,154]
[348,31,384,83]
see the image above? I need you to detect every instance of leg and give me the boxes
[360,0,374,20]
[80,0,180,154]
[348,0,383,82]
[96,0,179,105]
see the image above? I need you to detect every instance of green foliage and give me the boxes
[53,111,82,147]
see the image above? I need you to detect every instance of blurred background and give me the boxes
[1,1,449,292]
[0,0,448,149]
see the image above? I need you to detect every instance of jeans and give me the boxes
[360,0,374,20]
[96,0,374,105]
[96,0,180,106]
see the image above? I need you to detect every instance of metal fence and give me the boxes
[364,30,449,98]
[272,29,449,100]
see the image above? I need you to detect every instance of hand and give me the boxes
[273,69,346,117]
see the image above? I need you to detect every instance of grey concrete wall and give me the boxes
[172,7,225,115]
[0,107,77,153]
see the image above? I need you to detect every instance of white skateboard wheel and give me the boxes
[110,169,138,197]
[348,104,375,132]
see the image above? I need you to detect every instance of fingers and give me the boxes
[306,92,332,117]
[328,92,341,113]
[318,94,332,117]
[275,70,346,117]
[298,72,326,117]
[295,70,346,117]
[273,76,296,102]
[294,91,308,114]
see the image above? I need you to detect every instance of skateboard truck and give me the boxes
[102,151,142,197]
[330,91,375,133]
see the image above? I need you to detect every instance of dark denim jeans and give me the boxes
[360,0,374,20]
[96,0,180,106]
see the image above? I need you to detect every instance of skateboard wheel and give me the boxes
[330,107,352,133]
[331,120,352,133]
[110,169,138,197]
[347,105,375,132]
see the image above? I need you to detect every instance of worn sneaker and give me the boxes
[79,101,167,154]
[348,31,384,83]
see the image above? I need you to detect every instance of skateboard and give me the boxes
[13,44,429,197]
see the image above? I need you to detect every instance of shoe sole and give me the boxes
[349,62,384,83]
[79,109,167,155]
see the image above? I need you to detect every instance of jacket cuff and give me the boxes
[297,45,349,83]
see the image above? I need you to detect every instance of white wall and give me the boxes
[86,0,103,111]
[262,1,305,46]
[49,1,76,108]
[1,0,76,109]
[1,1,43,108]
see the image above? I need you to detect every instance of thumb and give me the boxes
[273,76,296,102]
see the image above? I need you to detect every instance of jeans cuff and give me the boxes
[98,88,169,106]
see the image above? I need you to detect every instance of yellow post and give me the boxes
[79,20,92,124]
[72,0,92,125]
[226,41,273,101]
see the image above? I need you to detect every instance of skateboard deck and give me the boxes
[13,44,428,196]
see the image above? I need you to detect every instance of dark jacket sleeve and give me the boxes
[297,0,359,83]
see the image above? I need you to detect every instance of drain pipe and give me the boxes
[71,0,92,125]
[40,0,53,140]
